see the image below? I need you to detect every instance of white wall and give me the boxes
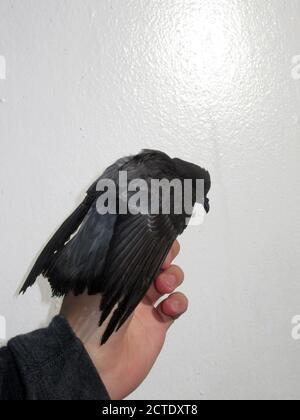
[0,0,300,400]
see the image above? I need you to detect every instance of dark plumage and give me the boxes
[21,150,211,344]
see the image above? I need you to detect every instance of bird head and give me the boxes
[173,158,211,213]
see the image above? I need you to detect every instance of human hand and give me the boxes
[60,241,188,400]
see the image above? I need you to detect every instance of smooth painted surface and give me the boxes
[0,0,300,400]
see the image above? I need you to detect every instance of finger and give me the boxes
[155,292,189,331]
[145,265,184,304]
[162,240,181,269]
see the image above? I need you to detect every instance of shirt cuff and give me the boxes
[8,316,110,400]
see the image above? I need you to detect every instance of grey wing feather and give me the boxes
[45,203,117,296]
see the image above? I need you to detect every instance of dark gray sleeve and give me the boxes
[0,346,25,400]
[2,316,110,400]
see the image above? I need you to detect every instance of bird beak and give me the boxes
[204,198,210,213]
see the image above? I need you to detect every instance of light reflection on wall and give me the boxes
[169,2,247,99]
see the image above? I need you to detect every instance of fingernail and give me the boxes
[171,299,181,312]
[164,275,177,291]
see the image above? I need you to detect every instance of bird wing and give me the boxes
[21,154,133,295]
[45,203,118,296]
[99,212,179,344]
[45,155,134,295]
[20,197,93,294]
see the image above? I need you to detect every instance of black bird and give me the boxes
[21,150,211,344]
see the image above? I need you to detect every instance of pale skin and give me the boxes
[60,241,188,400]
